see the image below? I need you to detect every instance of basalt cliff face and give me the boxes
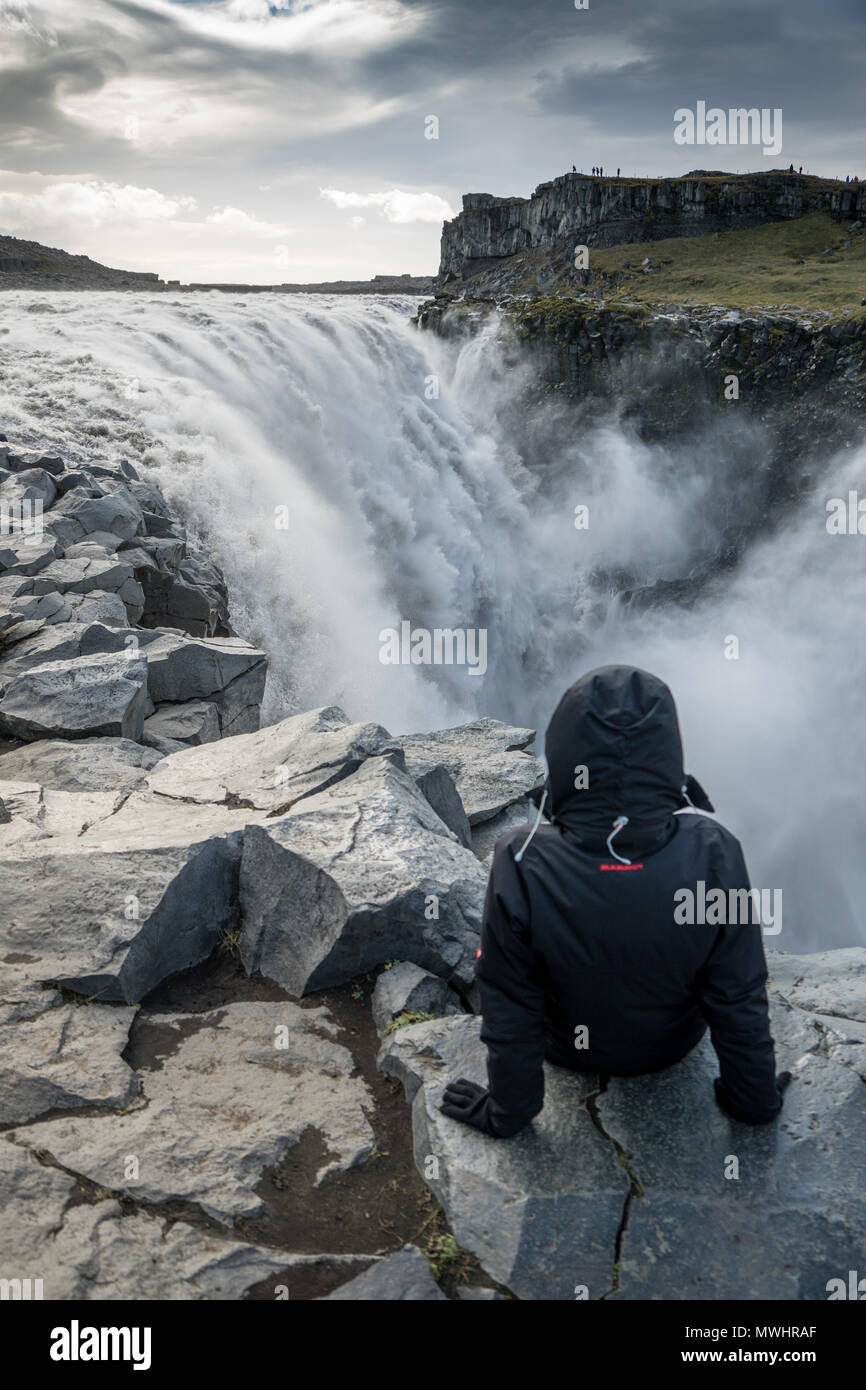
[438,172,866,284]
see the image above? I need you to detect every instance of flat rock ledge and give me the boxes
[378,948,866,1301]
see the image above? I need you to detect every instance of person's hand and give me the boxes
[713,1072,792,1124]
[440,1078,500,1136]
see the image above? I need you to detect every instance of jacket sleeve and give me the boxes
[475,836,547,1136]
[695,837,781,1124]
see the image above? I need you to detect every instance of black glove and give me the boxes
[440,1079,504,1137]
[713,1071,792,1125]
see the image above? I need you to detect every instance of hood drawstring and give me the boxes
[606,814,631,864]
[680,782,695,809]
[514,790,548,863]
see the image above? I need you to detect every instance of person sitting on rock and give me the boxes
[441,665,790,1138]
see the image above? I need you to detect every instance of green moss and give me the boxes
[384,1009,435,1034]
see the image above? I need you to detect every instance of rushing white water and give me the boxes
[1,289,864,951]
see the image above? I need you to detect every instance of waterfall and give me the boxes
[1,289,864,950]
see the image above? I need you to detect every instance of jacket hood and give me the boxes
[543,665,713,853]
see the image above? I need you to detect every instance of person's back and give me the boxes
[442,665,788,1138]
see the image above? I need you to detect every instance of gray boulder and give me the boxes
[0,1140,315,1301]
[12,1002,374,1224]
[0,651,149,741]
[0,466,57,508]
[34,556,144,615]
[471,796,539,863]
[400,719,545,825]
[379,1016,623,1300]
[55,488,144,542]
[139,568,224,638]
[64,530,123,556]
[414,763,473,848]
[0,797,250,1001]
[0,991,137,1125]
[65,590,130,627]
[3,450,65,476]
[372,961,464,1038]
[4,589,70,629]
[144,699,221,747]
[0,534,60,575]
[0,779,127,842]
[320,1245,446,1301]
[145,704,400,810]
[378,949,866,1301]
[143,633,266,732]
[0,621,160,686]
[765,946,866,1022]
[0,736,161,793]
[240,754,486,995]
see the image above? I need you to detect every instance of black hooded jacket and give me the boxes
[476,665,781,1135]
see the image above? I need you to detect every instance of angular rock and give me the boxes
[0,801,247,1000]
[64,530,124,557]
[140,729,187,756]
[34,556,143,609]
[146,704,399,811]
[5,590,70,628]
[144,700,221,747]
[13,1002,375,1223]
[0,534,60,576]
[65,589,130,627]
[0,992,137,1124]
[414,763,473,848]
[143,633,267,730]
[603,997,866,1300]
[0,466,57,508]
[139,569,222,638]
[240,754,486,995]
[372,961,463,1038]
[210,663,265,736]
[319,1245,445,1301]
[471,796,538,863]
[56,489,144,542]
[55,470,103,496]
[0,779,126,841]
[379,952,866,1301]
[0,1140,313,1301]
[400,719,545,825]
[766,946,866,1022]
[0,736,161,793]
[122,535,185,570]
[0,651,149,741]
[378,1015,623,1300]
[0,621,160,686]
[4,451,65,477]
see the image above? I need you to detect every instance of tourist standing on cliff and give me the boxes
[441,666,790,1138]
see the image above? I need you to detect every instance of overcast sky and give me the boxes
[0,0,862,283]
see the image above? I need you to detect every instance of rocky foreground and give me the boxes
[1,439,864,1299]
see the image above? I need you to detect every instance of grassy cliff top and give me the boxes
[586,211,865,316]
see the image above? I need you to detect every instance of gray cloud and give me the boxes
[0,0,862,280]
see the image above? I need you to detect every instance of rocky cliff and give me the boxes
[0,235,164,291]
[439,171,866,284]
